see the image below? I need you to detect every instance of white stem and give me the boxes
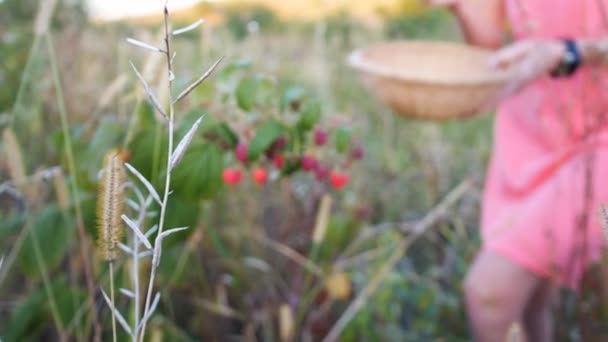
[131,199,146,342]
[139,7,175,341]
[110,262,117,342]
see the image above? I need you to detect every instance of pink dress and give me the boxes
[481,0,608,290]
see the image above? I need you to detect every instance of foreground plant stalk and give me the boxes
[138,6,176,341]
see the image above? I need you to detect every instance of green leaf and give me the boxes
[334,127,352,153]
[281,155,302,176]
[85,117,123,168]
[19,206,74,278]
[176,109,207,139]
[0,211,26,240]
[214,122,239,149]
[172,143,224,201]
[138,100,157,130]
[318,214,359,260]
[163,197,199,241]
[254,76,277,108]
[51,278,87,333]
[218,58,253,80]
[247,120,285,161]
[201,118,238,150]
[5,287,46,341]
[6,277,88,342]
[236,77,258,111]
[128,127,168,182]
[296,100,321,132]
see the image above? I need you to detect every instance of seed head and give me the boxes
[97,150,126,261]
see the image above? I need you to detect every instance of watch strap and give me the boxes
[550,39,582,78]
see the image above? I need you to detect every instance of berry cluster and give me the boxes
[222,126,364,190]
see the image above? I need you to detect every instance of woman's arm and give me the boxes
[426,0,506,48]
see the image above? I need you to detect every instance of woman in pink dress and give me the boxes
[425,0,608,340]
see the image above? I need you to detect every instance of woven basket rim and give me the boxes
[348,40,513,86]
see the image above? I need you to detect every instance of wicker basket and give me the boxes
[348,41,513,120]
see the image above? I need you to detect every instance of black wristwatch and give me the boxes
[550,39,582,78]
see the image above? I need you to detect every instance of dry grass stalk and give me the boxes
[255,233,323,276]
[53,170,70,211]
[34,0,58,36]
[192,297,245,320]
[96,74,129,112]
[312,194,333,243]
[2,128,39,204]
[279,304,294,342]
[97,150,126,261]
[2,128,27,183]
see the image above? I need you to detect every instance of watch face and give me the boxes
[550,40,580,78]
[565,51,576,63]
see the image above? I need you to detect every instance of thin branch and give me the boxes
[122,215,152,250]
[126,38,164,53]
[255,233,323,277]
[158,226,189,240]
[101,288,134,337]
[129,62,167,119]
[119,243,134,255]
[136,292,161,334]
[120,288,135,298]
[145,224,159,239]
[172,19,204,35]
[174,57,223,103]
[192,297,245,320]
[170,115,204,170]
[125,163,162,206]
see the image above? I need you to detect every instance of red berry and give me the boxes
[252,167,268,185]
[272,136,288,150]
[330,171,350,190]
[272,154,285,169]
[222,168,242,185]
[235,142,248,164]
[301,155,317,171]
[351,146,364,160]
[314,164,330,181]
[314,128,328,146]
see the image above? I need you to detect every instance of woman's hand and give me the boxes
[423,0,459,7]
[489,39,566,97]
[423,0,461,12]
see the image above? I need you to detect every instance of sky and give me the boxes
[88,0,214,20]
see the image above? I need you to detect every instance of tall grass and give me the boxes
[97,2,222,341]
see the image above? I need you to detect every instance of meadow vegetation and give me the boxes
[0,0,606,340]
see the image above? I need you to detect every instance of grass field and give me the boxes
[1,0,606,341]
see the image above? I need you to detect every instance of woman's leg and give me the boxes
[464,250,543,342]
[522,281,556,342]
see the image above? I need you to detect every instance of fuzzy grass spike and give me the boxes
[97,150,126,261]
